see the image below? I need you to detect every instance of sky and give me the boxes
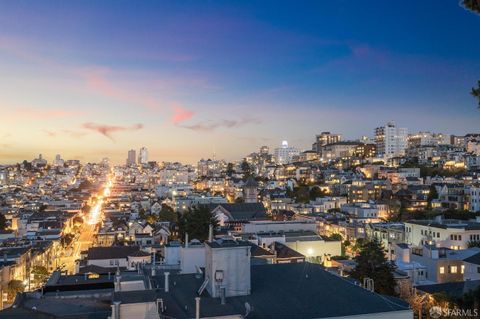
[0,1,479,164]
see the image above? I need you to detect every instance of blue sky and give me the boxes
[0,1,479,163]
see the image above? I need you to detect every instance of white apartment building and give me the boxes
[408,131,447,147]
[468,185,480,213]
[405,218,480,250]
[375,121,408,158]
[138,146,148,164]
[274,140,300,164]
[341,202,389,221]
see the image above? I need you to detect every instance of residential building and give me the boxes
[274,140,300,164]
[375,122,408,159]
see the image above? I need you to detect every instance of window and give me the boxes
[461,265,465,274]
[450,234,454,240]
[450,266,458,274]
[110,260,114,266]
[477,267,480,273]
[459,235,462,241]
[439,266,445,274]
[437,232,440,238]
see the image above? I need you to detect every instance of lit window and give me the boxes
[461,265,465,274]
[439,267,445,274]
[451,266,458,274]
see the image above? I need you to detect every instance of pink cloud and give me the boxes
[78,66,162,111]
[82,122,144,141]
[171,104,194,124]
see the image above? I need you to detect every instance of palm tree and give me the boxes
[462,0,480,14]
[472,80,480,109]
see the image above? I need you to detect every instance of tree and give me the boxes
[462,0,480,14]
[31,265,49,286]
[309,186,325,201]
[226,162,235,177]
[350,239,397,296]
[0,213,7,230]
[178,206,218,241]
[158,204,177,222]
[240,160,252,180]
[6,280,24,302]
[471,80,480,109]
[427,184,438,209]
[294,186,310,203]
[73,216,84,227]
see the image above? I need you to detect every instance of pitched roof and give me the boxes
[463,252,480,265]
[150,262,410,319]
[417,280,480,299]
[272,242,305,259]
[207,203,267,221]
[244,177,259,188]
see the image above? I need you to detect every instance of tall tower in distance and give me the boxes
[138,146,148,164]
[126,149,136,166]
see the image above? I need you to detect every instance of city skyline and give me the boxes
[1,1,480,164]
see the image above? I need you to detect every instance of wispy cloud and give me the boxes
[2,106,82,122]
[43,129,88,138]
[171,104,194,124]
[82,122,144,141]
[178,117,261,132]
[78,66,162,111]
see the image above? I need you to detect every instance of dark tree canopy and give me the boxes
[241,160,252,180]
[463,0,480,14]
[472,80,480,108]
[0,214,7,230]
[158,204,178,223]
[350,239,397,296]
[178,206,218,242]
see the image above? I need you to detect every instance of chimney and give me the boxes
[111,301,121,319]
[164,272,170,292]
[114,274,122,292]
[208,225,213,242]
[3,253,7,263]
[185,233,189,248]
[195,297,201,319]
[151,263,156,276]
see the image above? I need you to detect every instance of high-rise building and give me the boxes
[126,149,136,166]
[274,140,300,164]
[53,154,64,167]
[138,146,148,164]
[259,146,269,156]
[312,132,342,153]
[374,122,407,158]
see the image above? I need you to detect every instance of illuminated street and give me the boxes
[60,175,113,274]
